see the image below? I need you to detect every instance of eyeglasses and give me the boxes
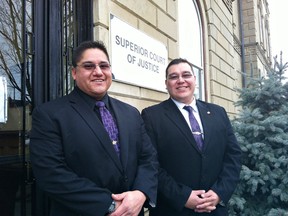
[76,62,111,72]
[167,72,194,81]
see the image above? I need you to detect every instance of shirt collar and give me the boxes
[75,86,109,109]
[189,97,198,112]
[171,97,197,109]
[171,96,197,111]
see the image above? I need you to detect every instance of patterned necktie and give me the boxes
[95,101,120,157]
[183,106,204,150]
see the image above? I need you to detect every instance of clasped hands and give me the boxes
[185,189,220,213]
[108,190,146,216]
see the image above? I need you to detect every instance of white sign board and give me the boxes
[110,15,167,92]
[0,76,8,123]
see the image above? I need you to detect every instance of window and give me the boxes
[0,1,33,215]
[178,0,205,100]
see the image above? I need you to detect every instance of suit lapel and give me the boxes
[163,99,200,152]
[68,90,123,171]
[109,98,130,169]
[196,101,212,151]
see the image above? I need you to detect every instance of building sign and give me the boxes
[110,14,167,92]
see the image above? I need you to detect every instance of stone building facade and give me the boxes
[91,0,271,116]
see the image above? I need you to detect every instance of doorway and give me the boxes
[0,1,93,215]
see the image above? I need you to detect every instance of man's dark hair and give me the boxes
[72,40,110,67]
[165,58,194,78]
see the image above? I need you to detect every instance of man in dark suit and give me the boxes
[29,40,158,216]
[141,58,242,216]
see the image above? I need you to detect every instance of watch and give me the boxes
[107,200,116,214]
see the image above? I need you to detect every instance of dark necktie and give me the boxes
[95,101,120,157]
[183,106,204,150]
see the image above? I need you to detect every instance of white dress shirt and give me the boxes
[171,98,204,138]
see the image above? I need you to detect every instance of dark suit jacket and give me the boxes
[30,88,158,216]
[141,98,242,216]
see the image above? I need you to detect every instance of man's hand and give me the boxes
[109,190,146,216]
[185,190,206,209]
[194,190,220,213]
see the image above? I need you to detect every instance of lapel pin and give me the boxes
[207,111,211,114]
